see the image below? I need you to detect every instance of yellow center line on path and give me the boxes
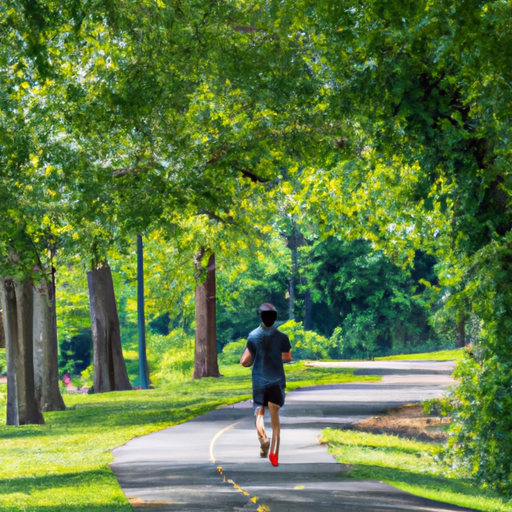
[209,419,270,512]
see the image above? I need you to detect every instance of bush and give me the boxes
[279,320,338,360]
[444,235,512,496]
[219,339,247,366]
[146,328,195,385]
[446,353,512,495]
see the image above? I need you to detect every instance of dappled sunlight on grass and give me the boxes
[0,363,371,511]
[0,469,127,512]
[322,429,512,512]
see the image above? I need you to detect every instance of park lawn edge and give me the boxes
[0,362,378,512]
[321,428,512,512]
[301,348,463,364]
[375,348,464,361]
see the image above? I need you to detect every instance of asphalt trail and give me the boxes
[111,361,478,512]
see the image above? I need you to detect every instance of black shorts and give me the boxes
[253,384,285,408]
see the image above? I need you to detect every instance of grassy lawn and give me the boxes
[321,429,512,512]
[0,362,378,512]
[376,348,464,361]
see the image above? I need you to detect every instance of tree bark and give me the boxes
[87,263,131,393]
[288,260,296,321]
[1,279,19,426]
[137,235,149,389]
[0,306,5,349]
[33,284,44,406]
[14,280,45,425]
[193,252,221,379]
[286,224,304,321]
[33,275,65,411]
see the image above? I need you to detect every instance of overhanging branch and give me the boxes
[112,166,143,178]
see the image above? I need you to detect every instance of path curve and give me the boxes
[111,361,476,512]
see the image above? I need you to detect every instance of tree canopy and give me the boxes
[1,0,512,494]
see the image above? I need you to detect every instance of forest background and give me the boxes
[0,0,511,498]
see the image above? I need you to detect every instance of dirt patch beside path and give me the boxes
[351,404,450,442]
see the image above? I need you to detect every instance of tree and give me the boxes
[0,307,5,349]
[291,0,512,493]
[87,263,132,393]
[33,273,66,411]
[303,238,438,356]
[0,278,45,425]
[193,250,221,379]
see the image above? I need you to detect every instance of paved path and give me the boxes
[111,361,476,512]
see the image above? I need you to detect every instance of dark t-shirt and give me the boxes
[247,325,291,389]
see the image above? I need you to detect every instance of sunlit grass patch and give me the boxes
[322,429,512,512]
[376,349,463,361]
[0,363,373,511]
[220,360,381,387]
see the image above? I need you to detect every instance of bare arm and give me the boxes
[282,351,292,363]
[240,348,254,367]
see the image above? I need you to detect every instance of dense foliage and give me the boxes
[1,0,512,495]
[301,238,439,356]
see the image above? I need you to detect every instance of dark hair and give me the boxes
[259,302,277,313]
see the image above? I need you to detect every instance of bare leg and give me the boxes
[268,401,281,466]
[255,406,269,457]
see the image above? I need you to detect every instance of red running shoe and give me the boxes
[269,452,278,467]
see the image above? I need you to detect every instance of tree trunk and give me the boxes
[33,284,44,406]
[286,224,303,321]
[0,306,5,349]
[456,309,466,348]
[137,235,149,389]
[1,279,19,426]
[33,275,66,411]
[14,280,45,425]
[288,264,296,321]
[87,263,131,393]
[193,252,221,379]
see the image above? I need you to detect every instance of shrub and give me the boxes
[280,320,335,360]
[146,328,195,385]
[219,322,344,363]
[219,338,247,366]
[446,353,512,495]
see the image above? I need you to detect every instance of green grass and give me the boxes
[321,429,512,512]
[376,348,464,361]
[0,362,378,512]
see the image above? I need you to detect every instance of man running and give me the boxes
[240,303,292,467]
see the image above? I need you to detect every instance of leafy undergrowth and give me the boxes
[321,429,512,512]
[376,348,464,361]
[0,363,377,512]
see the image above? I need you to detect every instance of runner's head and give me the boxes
[259,302,277,327]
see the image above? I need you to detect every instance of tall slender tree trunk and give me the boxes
[137,235,149,389]
[286,224,303,321]
[33,284,44,406]
[0,307,5,349]
[87,263,131,393]
[1,279,19,425]
[193,252,221,379]
[15,280,45,424]
[288,253,297,321]
[33,275,65,411]
[0,279,46,425]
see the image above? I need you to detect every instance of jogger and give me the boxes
[240,303,292,467]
